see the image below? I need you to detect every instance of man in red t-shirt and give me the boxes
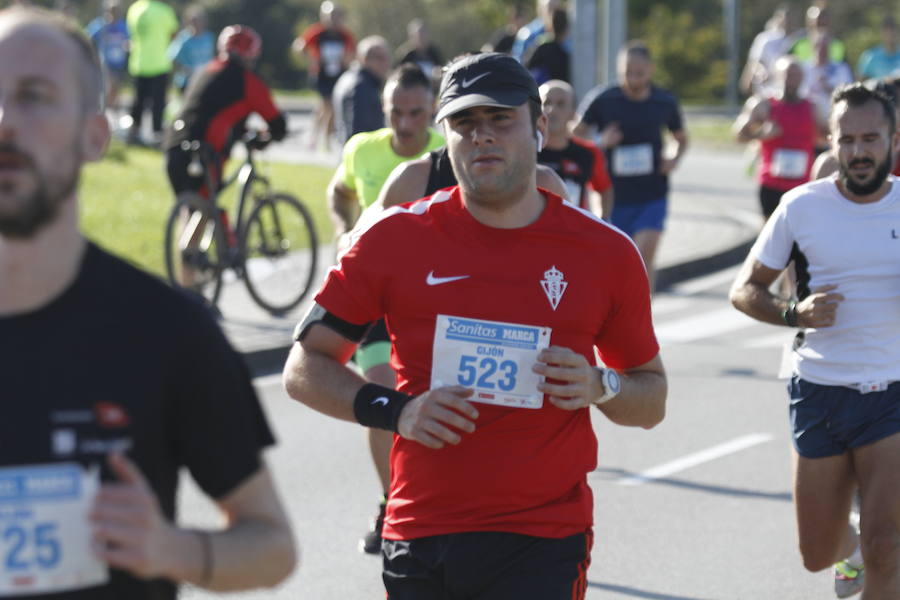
[538,79,613,218]
[283,52,666,599]
[734,56,825,220]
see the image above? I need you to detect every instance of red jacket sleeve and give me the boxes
[300,23,324,59]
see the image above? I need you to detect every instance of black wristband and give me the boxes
[353,383,413,432]
[781,300,799,328]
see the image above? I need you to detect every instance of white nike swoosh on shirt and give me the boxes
[461,72,490,88]
[372,397,389,406]
[426,271,470,286]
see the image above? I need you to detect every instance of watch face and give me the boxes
[607,370,621,395]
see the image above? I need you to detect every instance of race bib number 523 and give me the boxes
[0,463,108,595]
[431,315,551,409]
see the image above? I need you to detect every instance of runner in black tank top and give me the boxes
[424,147,457,195]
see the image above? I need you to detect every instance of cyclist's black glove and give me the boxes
[246,134,270,151]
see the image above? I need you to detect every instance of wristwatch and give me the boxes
[593,368,621,405]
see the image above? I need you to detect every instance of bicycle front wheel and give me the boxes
[163,196,226,307]
[240,193,319,315]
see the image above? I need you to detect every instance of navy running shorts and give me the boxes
[382,530,592,600]
[610,197,667,238]
[789,375,900,458]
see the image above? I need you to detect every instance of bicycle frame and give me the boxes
[195,139,273,245]
[169,135,318,314]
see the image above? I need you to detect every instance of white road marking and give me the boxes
[616,433,774,486]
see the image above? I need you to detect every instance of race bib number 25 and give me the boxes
[0,463,108,596]
[431,315,551,409]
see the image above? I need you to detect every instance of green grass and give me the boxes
[273,88,317,100]
[80,140,334,277]
[685,114,741,151]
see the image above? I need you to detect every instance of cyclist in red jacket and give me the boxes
[165,25,286,199]
[164,25,287,291]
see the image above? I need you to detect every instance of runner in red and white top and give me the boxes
[734,55,826,220]
[284,52,666,600]
[538,79,613,218]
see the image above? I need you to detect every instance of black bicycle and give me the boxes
[163,135,318,315]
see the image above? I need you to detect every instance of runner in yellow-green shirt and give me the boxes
[327,64,444,237]
[337,126,444,214]
[324,64,443,555]
[126,0,178,144]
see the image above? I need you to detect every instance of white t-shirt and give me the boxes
[751,176,900,386]
[747,28,793,95]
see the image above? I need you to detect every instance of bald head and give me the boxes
[539,79,575,136]
[358,35,390,81]
[0,7,103,114]
[539,79,574,105]
[773,55,804,98]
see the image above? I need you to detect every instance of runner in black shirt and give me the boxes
[524,8,570,84]
[395,19,444,88]
[0,8,295,598]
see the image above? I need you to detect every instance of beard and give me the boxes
[839,152,893,197]
[0,143,80,239]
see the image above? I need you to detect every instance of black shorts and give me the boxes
[165,146,221,198]
[382,530,593,600]
[759,185,787,219]
[315,73,340,99]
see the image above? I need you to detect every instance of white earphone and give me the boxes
[536,130,544,150]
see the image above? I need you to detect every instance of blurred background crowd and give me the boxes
[7,0,898,120]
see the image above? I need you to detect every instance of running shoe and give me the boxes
[359,501,386,555]
[834,559,864,598]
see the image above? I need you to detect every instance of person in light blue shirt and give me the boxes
[857,16,900,80]
[168,5,214,93]
[86,0,129,109]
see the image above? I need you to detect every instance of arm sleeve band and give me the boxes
[293,303,371,343]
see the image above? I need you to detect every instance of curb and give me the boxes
[655,238,754,291]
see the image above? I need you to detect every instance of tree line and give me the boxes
[23,0,898,104]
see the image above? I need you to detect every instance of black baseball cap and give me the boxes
[435,52,541,123]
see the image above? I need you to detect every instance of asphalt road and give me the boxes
[177,265,838,600]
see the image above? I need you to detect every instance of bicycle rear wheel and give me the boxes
[164,196,227,307]
[240,193,319,315]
